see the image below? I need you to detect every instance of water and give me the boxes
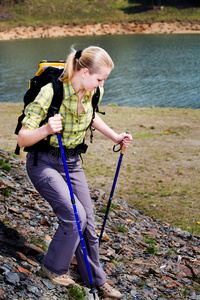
[0,34,200,108]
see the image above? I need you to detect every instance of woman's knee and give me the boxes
[75,205,87,231]
[55,200,87,231]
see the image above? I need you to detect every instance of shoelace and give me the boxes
[101,282,114,292]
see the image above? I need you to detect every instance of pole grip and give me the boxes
[121,144,126,155]
[120,131,129,154]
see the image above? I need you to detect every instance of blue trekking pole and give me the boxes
[99,140,126,246]
[57,133,97,299]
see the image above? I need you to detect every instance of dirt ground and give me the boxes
[0,22,200,40]
[1,103,200,235]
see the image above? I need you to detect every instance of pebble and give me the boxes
[1,148,200,299]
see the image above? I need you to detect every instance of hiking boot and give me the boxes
[41,265,75,286]
[98,282,122,299]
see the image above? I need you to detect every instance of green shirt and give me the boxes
[22,81,103,148]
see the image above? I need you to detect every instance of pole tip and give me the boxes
[89,287,98,299]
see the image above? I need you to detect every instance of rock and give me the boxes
[4,271,20,284]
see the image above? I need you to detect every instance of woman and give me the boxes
[18,46,132,298]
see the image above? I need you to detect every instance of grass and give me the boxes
[144,235,159,254]
[1,103,200,236]
[0,0,200,30]
[2,163,11,172]
[0,157,12,172]
[68,285,86,300]
[29,237,48,252]
[116,226,127,233]
[1,187,11,198]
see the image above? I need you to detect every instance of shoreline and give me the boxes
[0,22,200,40]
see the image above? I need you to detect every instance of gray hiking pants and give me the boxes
[26,152,106,286]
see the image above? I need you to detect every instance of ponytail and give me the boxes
[60,46,114,83]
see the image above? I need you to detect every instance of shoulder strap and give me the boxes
[89,87,105,143]
[35,78,64,153]
[91,87,105,119]
[24,67,63,108]
[23,78,64,162]
[47,78,64,118]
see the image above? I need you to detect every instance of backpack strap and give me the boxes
[90,87,105,143]
[91,87,105,119]
[24,78,64,166]
[47,78,64,118]
[44,78,64,150]
[14,67,64,155]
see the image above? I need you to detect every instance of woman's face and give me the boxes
[82,67,111,91]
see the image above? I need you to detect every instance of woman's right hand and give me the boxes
[47,114,63,135]
[18,114,63,148]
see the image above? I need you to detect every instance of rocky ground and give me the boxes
[1,148,200,299]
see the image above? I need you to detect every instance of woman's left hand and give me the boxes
[115,132,133,148]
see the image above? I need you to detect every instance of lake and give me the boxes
[0,34,199,108]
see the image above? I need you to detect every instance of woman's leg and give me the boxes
[26,152,87,275]
[65,157,106,286]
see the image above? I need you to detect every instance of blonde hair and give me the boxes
[60,46,114,83]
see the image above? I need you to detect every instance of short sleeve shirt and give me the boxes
[22,81,103,148]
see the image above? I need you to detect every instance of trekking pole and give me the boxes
[99,139,127,246]
[57,133,98,299]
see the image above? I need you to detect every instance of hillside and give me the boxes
[1,103,200,237]
[1,148,200,299]
[0,0,200,40]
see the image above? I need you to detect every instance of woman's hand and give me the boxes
[17,114,63,148]
[115,132,132,148]
[46,114,63,135]
[92,114,132,147]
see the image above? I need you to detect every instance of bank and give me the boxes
[0,21,200,41]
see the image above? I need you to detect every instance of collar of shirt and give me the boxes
[64,81,91,101]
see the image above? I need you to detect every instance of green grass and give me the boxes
[144,235,159,254]
[116,226,127,233]
[68,285,86,300]
[0,157,12,172]
[29,238,48,252]
[2,163,11,172]
[0,0,200,30]
[1,187,11,197]
[110,259,119,268]
[100,202,120,214]
[138,279,147,288]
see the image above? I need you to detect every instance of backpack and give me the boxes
[14,60,103,161]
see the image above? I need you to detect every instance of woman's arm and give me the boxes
[17,114,63,148]
[92,113,132,147]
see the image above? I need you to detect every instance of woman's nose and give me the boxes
[99,80,105,87]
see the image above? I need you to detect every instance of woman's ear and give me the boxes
[82,68,89,79]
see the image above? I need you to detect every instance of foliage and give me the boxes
[0,0,200,27]
[0,0,25,4]
[0,158,12,172]
[1,187,11,197]
[116,226,127,233]
[138,279,147,287]
[29,238,48,252]
[141,0,200,7]
[101,202,119,214]
[2,163,11,172]
[68,285,86,300]
[144,235,159,254]
[110,259,119,268]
